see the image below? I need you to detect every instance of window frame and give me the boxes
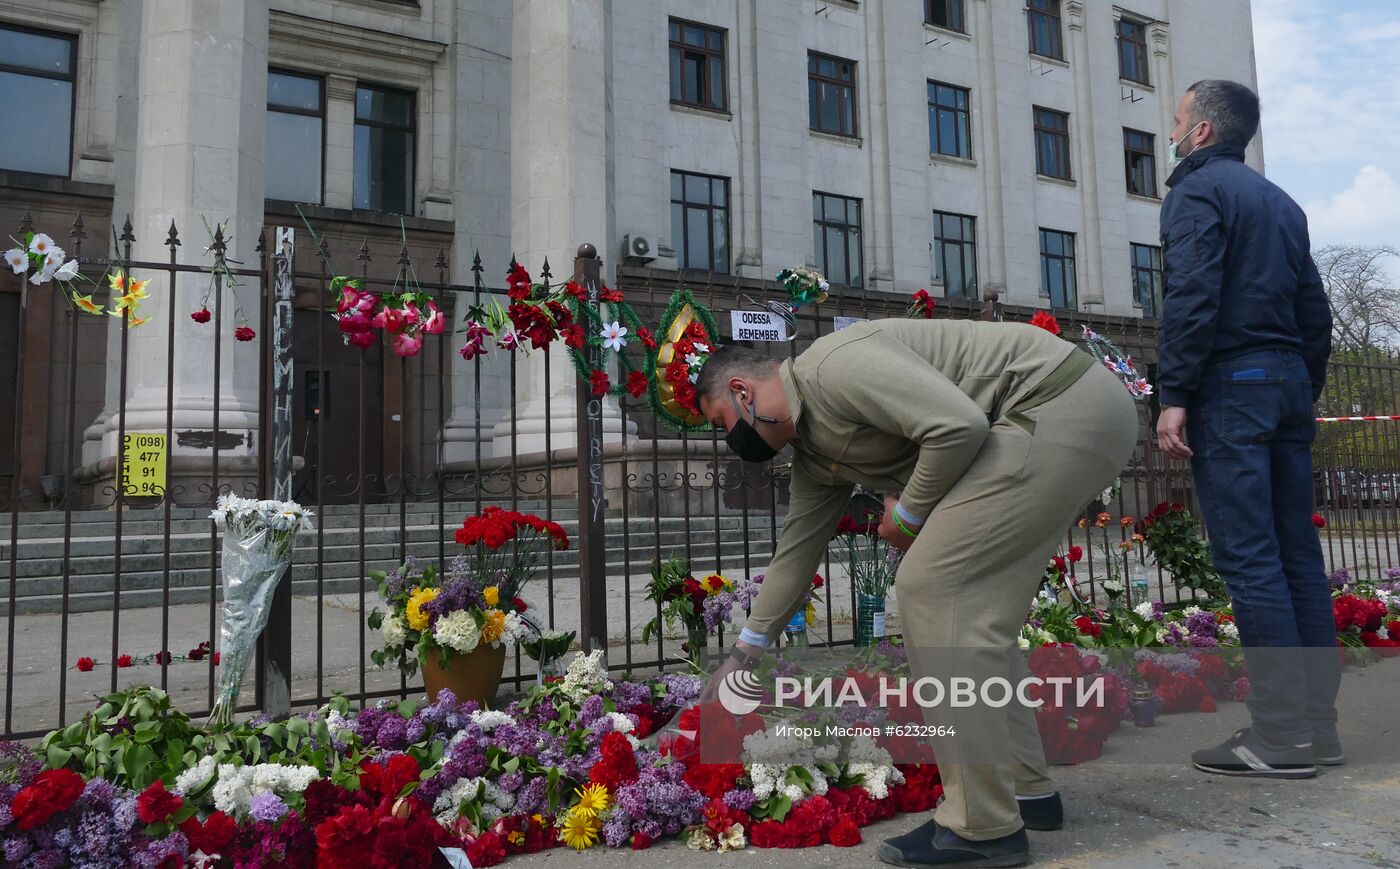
[1033,107,1072,180]
[1039,228,1078,310]
[932,211,978,300]
[670,169,731,275]
[1116,16,1151,85]
[924,0,967,33]
[927,80,972,160]
[1123,128,1158,198]
[1131,243,1164,317]
[813,191,864,290]
[266,68,327,205]
[353,82,417,215]
[807,51,860,138]
[668,18,728,113]
[1027,0,1064,61]
[0,22,78,179]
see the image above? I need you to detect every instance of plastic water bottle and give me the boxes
[1130,564,1150,608]
[785,610,809,648]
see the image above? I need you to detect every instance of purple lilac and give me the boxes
[1386,568,1400,581]
[657,673,704,709]
[514,776,550,815]
[1330,568,1352,589]
[1151,601,1165,621]
[1185,611,1218,638]
[423,570,488,628]
[607,680,652,710]
[4,837,32,863]
[722,787,758,812]
[134,829,188,868]
[383,555,419,601]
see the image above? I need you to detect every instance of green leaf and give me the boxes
[46,745,72,768]
[133,721,162,743]
[771,794,794,823]
[502,756,520,774]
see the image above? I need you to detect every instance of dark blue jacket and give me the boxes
[1157,144,1332,408]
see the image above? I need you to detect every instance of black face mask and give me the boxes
[726,392,780,464]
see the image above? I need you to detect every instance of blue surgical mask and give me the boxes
[1168,121,1205,168]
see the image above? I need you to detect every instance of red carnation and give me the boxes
[11,768,85,830]
[1067,545,1083,563]
[632,832,655,850]
[188,645,205,661]
[212,651,220,666]
[191,307,211,324]
[1073,615,1102,638]
[154,650,172,665]
[116,654,133,668]
[1198,695,1217,713]
[590,369,610,397]
[829,816,862,847]
[76,656,95,671]
[811,574,824,589]
[1030,310,1062,335]
[1050,555,1067,575]
[182,810,237,855]
[137,780,185,824]
[466,830,508,867]
[626,370,649,398]
[589,731,640,790]
[234,325,255,342]
[1312,514,1326,529]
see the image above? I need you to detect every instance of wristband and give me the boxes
[892,512,921,539]
[729,646,763,670]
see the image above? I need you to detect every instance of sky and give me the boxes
[1252,0,1400,249]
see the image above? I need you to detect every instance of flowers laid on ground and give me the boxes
[71,641,220,673]
[831,512,901,600]
[208,496,314,727]
[370,508,567,676]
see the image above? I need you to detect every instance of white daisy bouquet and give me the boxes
[207,495,315,727]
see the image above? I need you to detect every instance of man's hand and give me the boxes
[1157,406,1194,459]
[698,641,764,705]
[879,494,916,552]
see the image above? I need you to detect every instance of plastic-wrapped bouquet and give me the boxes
[207,495,314,727]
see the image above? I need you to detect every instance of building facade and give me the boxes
[0,0,1260,494]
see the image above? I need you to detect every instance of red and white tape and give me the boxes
[1316,415,1400,423]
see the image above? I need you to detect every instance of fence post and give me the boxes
[573,244,609,661]
[260,227,295,718]
[980,285,1003,322]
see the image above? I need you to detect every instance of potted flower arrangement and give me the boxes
[641,557,756,670]
[831,512,901,646]
[368,507,568,705]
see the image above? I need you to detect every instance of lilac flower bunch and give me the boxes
[700,578,761,631]
[0,775,187,869]
[600,747,705,847]
[422,558,490,627]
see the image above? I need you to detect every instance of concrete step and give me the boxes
[0,538,779,615]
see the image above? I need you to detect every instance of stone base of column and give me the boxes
[493,395,636,457]
[442,409,502,466]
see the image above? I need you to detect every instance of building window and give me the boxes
[1117,17,1150,85]
[266,70,324,204]
[354,84,415,214]
[933,211,977,300]
[1124,128,1157,198]
[671,171,729,273]
[808,52,858,138]
[1132,243,1164,317]
[1034,107,1071,180]
[0,25,76,177]
[813,192,863,288]
[669,19,726,112]
[925,0,966,32]
[1040,230,1077,309]
[927,81,972,159]
[1027,0,1064,61]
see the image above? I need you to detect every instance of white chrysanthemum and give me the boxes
[1133,601,1155,620]
[53,259,79,282]
[379,613,407,647]
[174,755,219,795]
[434,610,482,654]
[3,248,25,274]
[468,709,516,733]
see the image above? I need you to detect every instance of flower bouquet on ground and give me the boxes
[641,557,757,670]
[522,629,577,682]
[370,508,567,703]
[831,512,901,646]
[208,496,314,728]
[1137,502,1227,600]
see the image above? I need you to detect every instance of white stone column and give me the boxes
[1065,1,1105,311]
[502,0,629,456]
[1151,25,1175,194]
[863,0,896,294]
[972,0,1008,293]
[88,0,269,488]
[323,74,357,211]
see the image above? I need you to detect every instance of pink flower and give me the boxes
[423,302,446,335]
[338,309,373,335]
[373,307,407,333]
[393,331,424,357]
[348,330,377,349]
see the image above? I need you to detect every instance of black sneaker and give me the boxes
[879,820,1030,868]
[1312,726,1345,766]
[1191,727,1316,779]
[1016,792,1063,831]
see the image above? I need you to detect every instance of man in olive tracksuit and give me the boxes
[696,318,1139,868]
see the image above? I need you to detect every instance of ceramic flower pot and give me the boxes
[421,643,507,707]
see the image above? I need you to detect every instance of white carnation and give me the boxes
[433,611,482,655]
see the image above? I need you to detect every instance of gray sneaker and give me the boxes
[1191,727,1316,779]
[1312,726,1345,766]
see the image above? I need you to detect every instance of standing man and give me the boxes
[695,318,1139,868]
[1155,80,1339,777]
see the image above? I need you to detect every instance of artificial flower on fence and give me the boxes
[208,495,315,727]
[1028,311,1152,399]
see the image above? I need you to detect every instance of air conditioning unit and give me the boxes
[622,233,657,262]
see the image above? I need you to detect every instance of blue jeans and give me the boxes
[1187,350,1340,745]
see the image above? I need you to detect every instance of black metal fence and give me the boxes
[1,211,1396,740]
